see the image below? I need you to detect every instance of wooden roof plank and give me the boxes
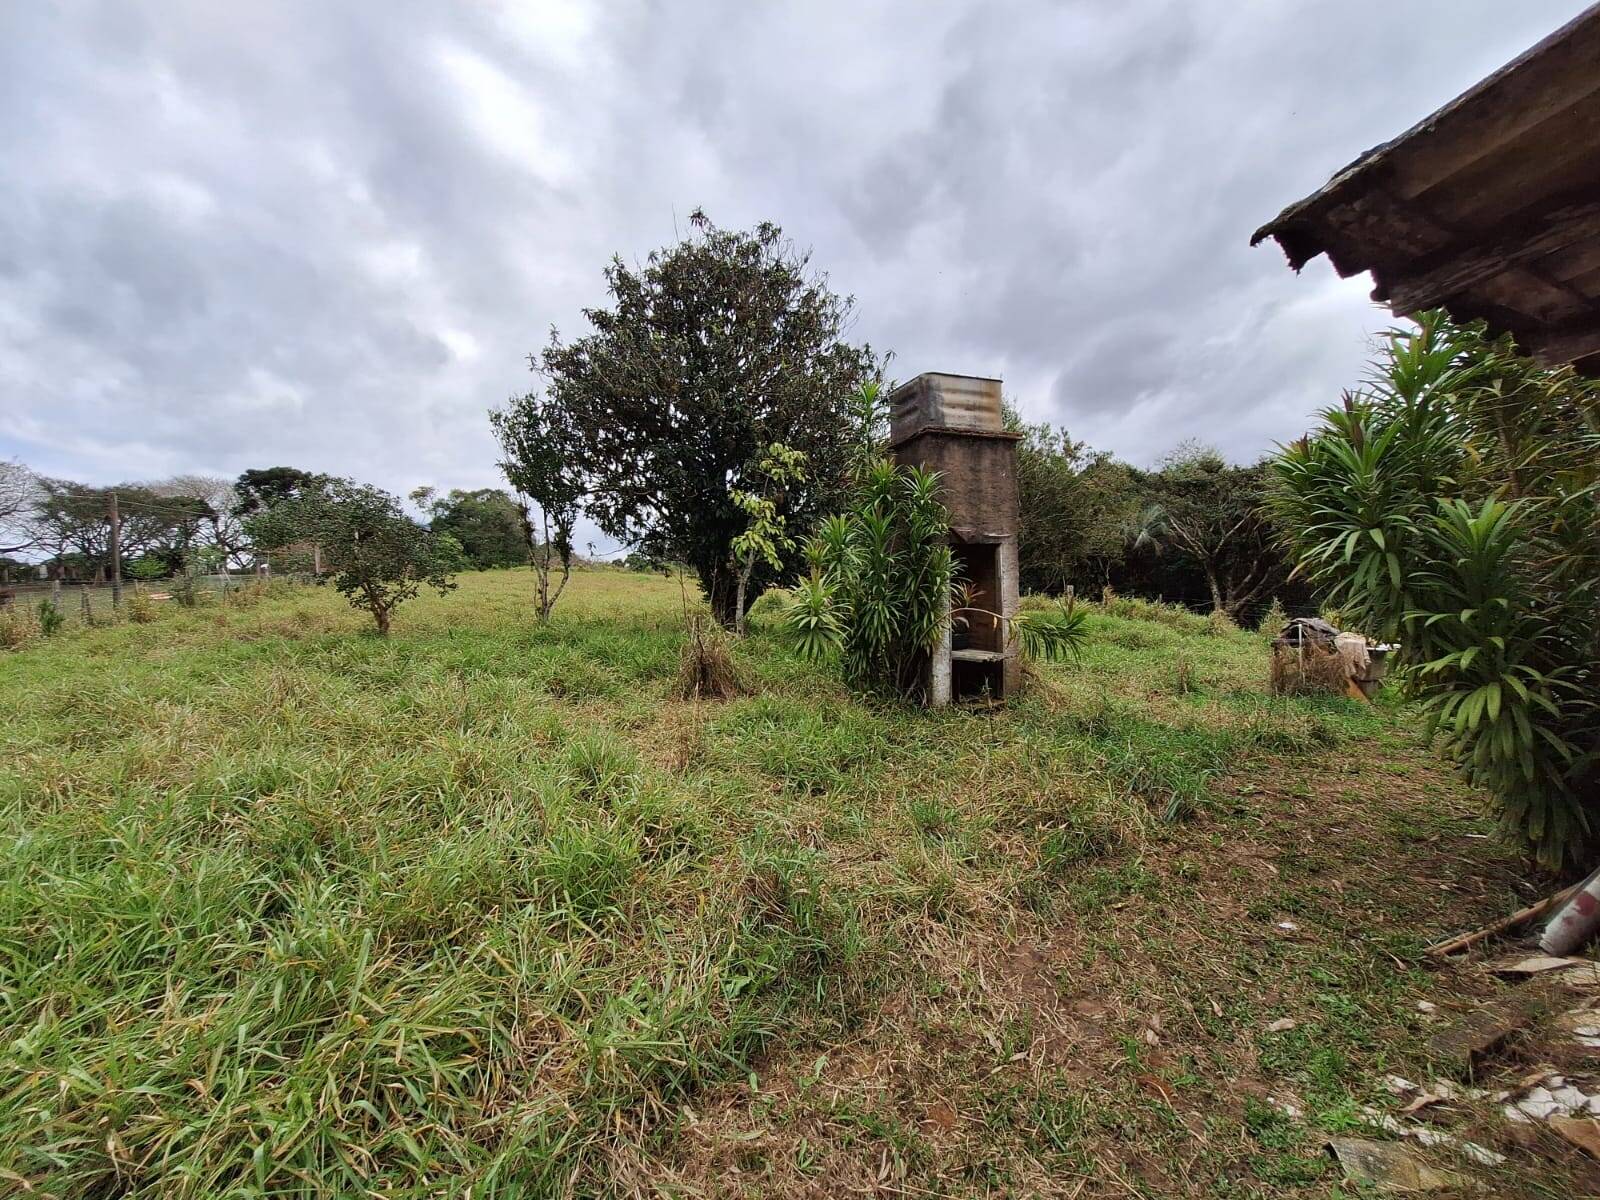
[1381,199,1600,314]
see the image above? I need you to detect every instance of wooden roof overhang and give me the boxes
[1251,4,1600,376]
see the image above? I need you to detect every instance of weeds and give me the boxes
[125,591,157,623]
[675,612,745,700]
[0,568,1528,1197]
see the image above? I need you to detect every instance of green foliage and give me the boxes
[1007,598,1090,664]
[1096,589,1211,636]
[1012,412,1141,594]
[413,487,530,570]
[124,592,157,624]
[432,531,472,575]
[1272,311,1600,867]
[536,209,878,625]
[731,443,808,634]
[36,599,64,637]
[1134,445,1287,620]
[232,466,328,517]
[1257,597,1288,637]
[490,392,584,622]
[247,478,457,637]
[787,459,954,696]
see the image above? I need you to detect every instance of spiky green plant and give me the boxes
[786,459,1088,694]
[1271,311,1600,867]
[785,459,953,696]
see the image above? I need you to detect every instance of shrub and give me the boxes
[743,587,791,633]
[1271,312,1600,866]
[124,592,157,624]
[788,459,1085,696]
[674,613,746,701]
[1269,641,1350,697]
[786,459,953,696]
[36,599,64,637]
[169,572,199,607]
[1256,597,1288,638]
[0,605,39,649]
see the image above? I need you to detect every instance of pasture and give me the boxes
[0,571,1573,1197]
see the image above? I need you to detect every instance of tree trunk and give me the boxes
[703,562,740,628]
[733,554,755,636]
[374,606,391,636]
[1205,568,1224,615]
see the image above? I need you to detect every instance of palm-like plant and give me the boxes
[787,459,953,695]
[1271,311,1600,868]
[787,457,1088,695]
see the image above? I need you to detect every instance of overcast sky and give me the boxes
[1,1,1589,548]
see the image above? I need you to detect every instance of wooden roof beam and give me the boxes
[1528,321,1600,367]
[1380,198,1600,315]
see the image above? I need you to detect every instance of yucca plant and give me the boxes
[786,458,1088,695]
[1271,311,1600,868]
[785,459,954,696]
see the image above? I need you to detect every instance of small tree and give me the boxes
[730,443,807,635]
[490,392,584,623]
[247,479,455,636]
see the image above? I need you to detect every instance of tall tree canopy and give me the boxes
[233,467,328,517]
[537,211,878,625]
[412,487,528,571]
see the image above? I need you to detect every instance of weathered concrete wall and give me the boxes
[894,430,1021,539]
[999,536,1021,696]
[889,371,1024,706]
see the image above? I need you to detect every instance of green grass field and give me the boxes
[0,570,1580,1197]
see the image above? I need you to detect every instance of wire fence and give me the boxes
[0,574,293,630]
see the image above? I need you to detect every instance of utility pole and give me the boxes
[108,492,122,610]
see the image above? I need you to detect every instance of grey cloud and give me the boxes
[1,0,1592,535]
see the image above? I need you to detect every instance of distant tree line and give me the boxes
[1010,418,1310,623]
[0,462,250,581]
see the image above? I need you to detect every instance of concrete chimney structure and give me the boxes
[888,373,1023,705]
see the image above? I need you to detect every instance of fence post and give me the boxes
[108,492,123,610]
[51,578,62,610]
[80,584,92,625]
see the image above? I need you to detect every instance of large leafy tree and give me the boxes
[411,487,528,571]
[247,479,456,636]
[537,210,878,625]
[1272,312,1600,868]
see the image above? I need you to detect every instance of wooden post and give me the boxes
[108,492,122,610]
[51,578,61,609]
[312,543,322,576]
[80,583,92,624]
